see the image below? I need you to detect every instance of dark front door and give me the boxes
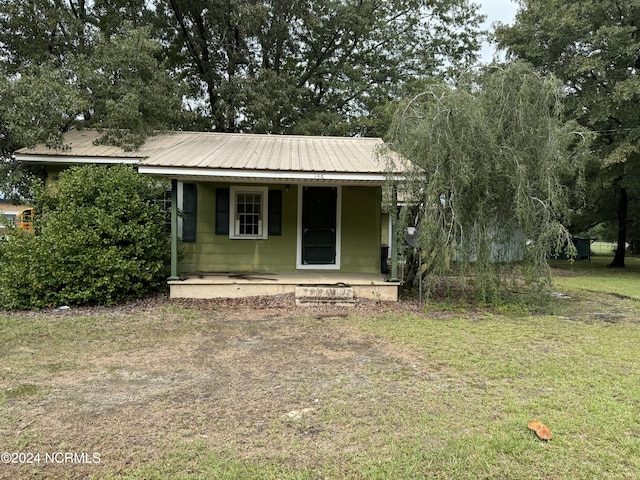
[302,186,337,265]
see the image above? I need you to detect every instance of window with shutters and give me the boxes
[229,186,269,239]
[216,186,282,239]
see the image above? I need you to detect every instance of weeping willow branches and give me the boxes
[384,62,592,303]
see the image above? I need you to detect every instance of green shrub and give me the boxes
[0,164,170,309]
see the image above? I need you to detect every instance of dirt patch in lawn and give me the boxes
[0,294,427,479]
[2,290,635,479]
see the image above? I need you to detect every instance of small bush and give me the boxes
[0,164,170,309]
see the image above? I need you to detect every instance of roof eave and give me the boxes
[137,165,406,185]
[14,154,141,165]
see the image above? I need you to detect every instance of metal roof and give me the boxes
[15,129,404,183]
[14,130,144,164]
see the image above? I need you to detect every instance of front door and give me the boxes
[301,186,336,265]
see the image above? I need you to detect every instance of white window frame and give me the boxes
[229,185,269,239]
[177,181,184,237]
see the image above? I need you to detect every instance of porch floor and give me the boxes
[169,272,399,301]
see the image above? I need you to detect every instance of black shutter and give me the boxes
[216,188,230,235]
[182,183,197,242]
[268,189,282,236]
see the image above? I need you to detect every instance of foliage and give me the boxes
[0,0,486,142]
[0,0,486,199]
[495,0,640,265]
[384,62,591,303]
[0,61,83,199]
[0,0,190,199]
[155,0,485,135]
[0,24,185,150]
[74,26,187,149]
[0,165,170,309]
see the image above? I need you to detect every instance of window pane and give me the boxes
[236,191,262,236]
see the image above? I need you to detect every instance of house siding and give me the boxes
[179,183,382,275]
[180,183,297,273]
[340,186,381,274]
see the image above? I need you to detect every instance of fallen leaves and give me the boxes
[528,419,553,440]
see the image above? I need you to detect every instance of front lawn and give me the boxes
[1,257,639,479]
[550,255,640,299]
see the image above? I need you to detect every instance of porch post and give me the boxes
[389,185,399,282]
[168,178,180,281]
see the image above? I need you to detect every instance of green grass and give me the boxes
[104,286,640,478]
[2,383,44,400]
[351,313,640,479]
[3,258,640,479]
[551,255,640,299]
[100,442,316,480]
[99,303,640,480]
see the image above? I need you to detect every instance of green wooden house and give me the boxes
[16,130,402,301]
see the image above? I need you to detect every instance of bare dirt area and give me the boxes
[0,294,427,479]
[2,287,639,479]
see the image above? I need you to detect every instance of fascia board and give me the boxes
[14,154,140,165]
[137,166,406,183]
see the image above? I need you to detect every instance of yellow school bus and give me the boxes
[16,208,34,233]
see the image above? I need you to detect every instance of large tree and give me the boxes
[155,0,485,136]
[1,0,486,144]
[495,0,640,267]
[385,62,590,302]
[0,0,188,198]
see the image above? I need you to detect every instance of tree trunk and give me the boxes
[609,186,627,268]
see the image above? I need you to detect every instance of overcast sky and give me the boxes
[477,0,520,63]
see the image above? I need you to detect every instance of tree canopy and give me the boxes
[0,0,485,143]
[0,0,191,198]
[495,0,640,265]
[384,62,591,302]
[0,0,487,199]
[156,0,485,136]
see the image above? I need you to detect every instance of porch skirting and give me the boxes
[169,272,399,301]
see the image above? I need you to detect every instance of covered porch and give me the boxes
[168,271,399,302]
[144,132,405,302]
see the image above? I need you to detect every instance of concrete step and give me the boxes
[294,285,355,307]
